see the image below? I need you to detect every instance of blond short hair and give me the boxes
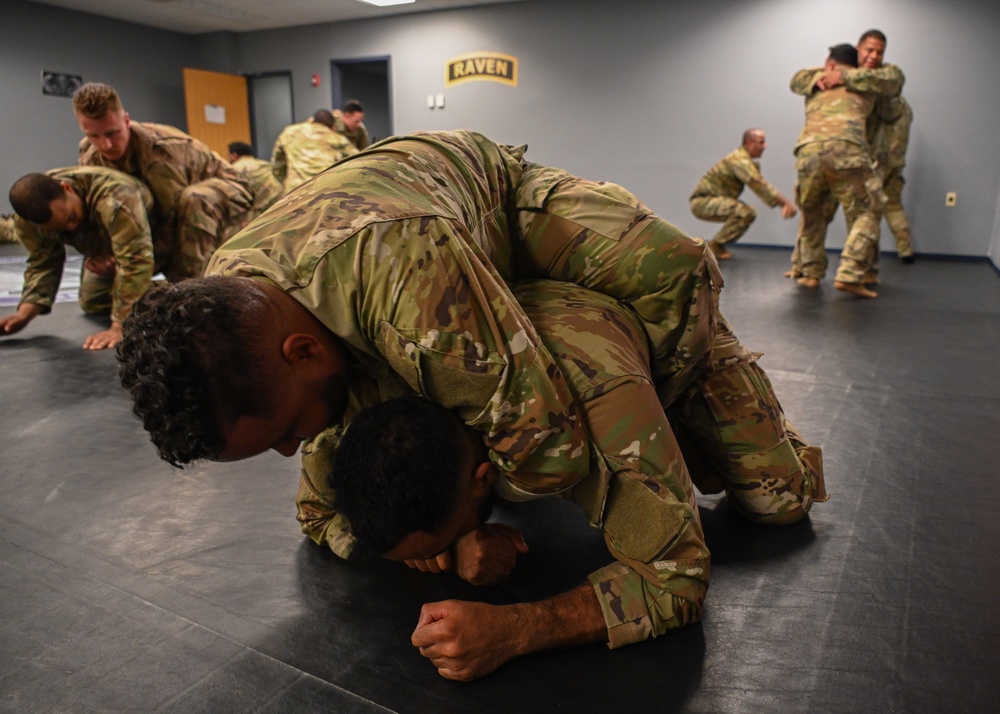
[72,82,124,119]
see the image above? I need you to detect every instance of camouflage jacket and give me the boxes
[791,65,904,152]
[297,280,711,646]
[15,166,155,323]
[0,214,17,244]
[690,146,781,206]
[271,121,359,192]
[79,121,251,249]
[232,155,283,215]
[880,96,912,169]
[332,109,371,151]
[210,130,589,494]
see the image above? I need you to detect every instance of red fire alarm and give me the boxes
[310,74,320,87]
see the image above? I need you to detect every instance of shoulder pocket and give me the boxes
[379,322,505,423]
[600,459,694,565]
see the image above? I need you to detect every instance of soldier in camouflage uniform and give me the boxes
[117,130,824,674]
[227,141,283,220]
[2,167,156,349]
[295,279,824,679]
[786,44,901,298]
[856,29,914,264]
[0,214,18,244]
[690,129,797,260]
[271,109,358,193]
[73,82,253,281]
[332,100,370,151]
[121,130,742,477]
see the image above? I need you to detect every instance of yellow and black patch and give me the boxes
[446,52,518,87]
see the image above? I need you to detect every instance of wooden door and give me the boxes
[183,68,250,157]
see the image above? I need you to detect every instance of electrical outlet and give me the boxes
[945,192,957,207]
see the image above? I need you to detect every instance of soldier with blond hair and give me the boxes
[73,82,253,280]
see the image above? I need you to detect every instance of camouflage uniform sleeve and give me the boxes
[334,133,359,161]
[142,157,189,235]
[99,191,155,324]
[790,67,822,96]
[512,281,710,649]
[296,427,356,558]
[362,219,590,495]
[271,139,288,184]
[571,379,710,649]
[841,64,904,96]
[728,153,781,207]
[15,218,64,314]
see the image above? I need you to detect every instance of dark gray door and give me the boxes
[248,72,294,160]
[331,58,391,144]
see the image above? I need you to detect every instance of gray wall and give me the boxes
[1,1,193,204]
[220,0,1000,261]
[3,0,1000,266]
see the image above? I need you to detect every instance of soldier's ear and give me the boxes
[471,460,498,498]
[280,333,323,365]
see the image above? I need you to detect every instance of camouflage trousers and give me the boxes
[880,166,912,258]
[667,317,827,524]
[792,141,884,283]
[77,260,163,323]
[78,264,113,316]
[513,164,728,406]
[166,178,253,281]
[587,318,826,647]
[689,195,757,246]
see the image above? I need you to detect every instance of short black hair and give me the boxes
[9,173,64,224]
[330,397,466,560]
[228,141,253,157]
[858,29,887,45]
[828,43,859,67]
[342,100,364,114]
[313,109,335,128]
[116,277,276,467]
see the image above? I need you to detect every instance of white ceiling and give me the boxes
[26,0,529,35]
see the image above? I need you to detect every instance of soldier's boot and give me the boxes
[796,276,819,289]
[862,271,879,285]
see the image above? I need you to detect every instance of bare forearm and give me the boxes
[504,582,608,656]
[412,583,609,680]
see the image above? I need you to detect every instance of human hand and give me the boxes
[82,322,124,350]
[817,68,845,90]
[84,255,117,277]
[0,304,41,336]
[411,600,522,681]
[403,550,454,574]
[781,203,798,219]
[453,523,528,586]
